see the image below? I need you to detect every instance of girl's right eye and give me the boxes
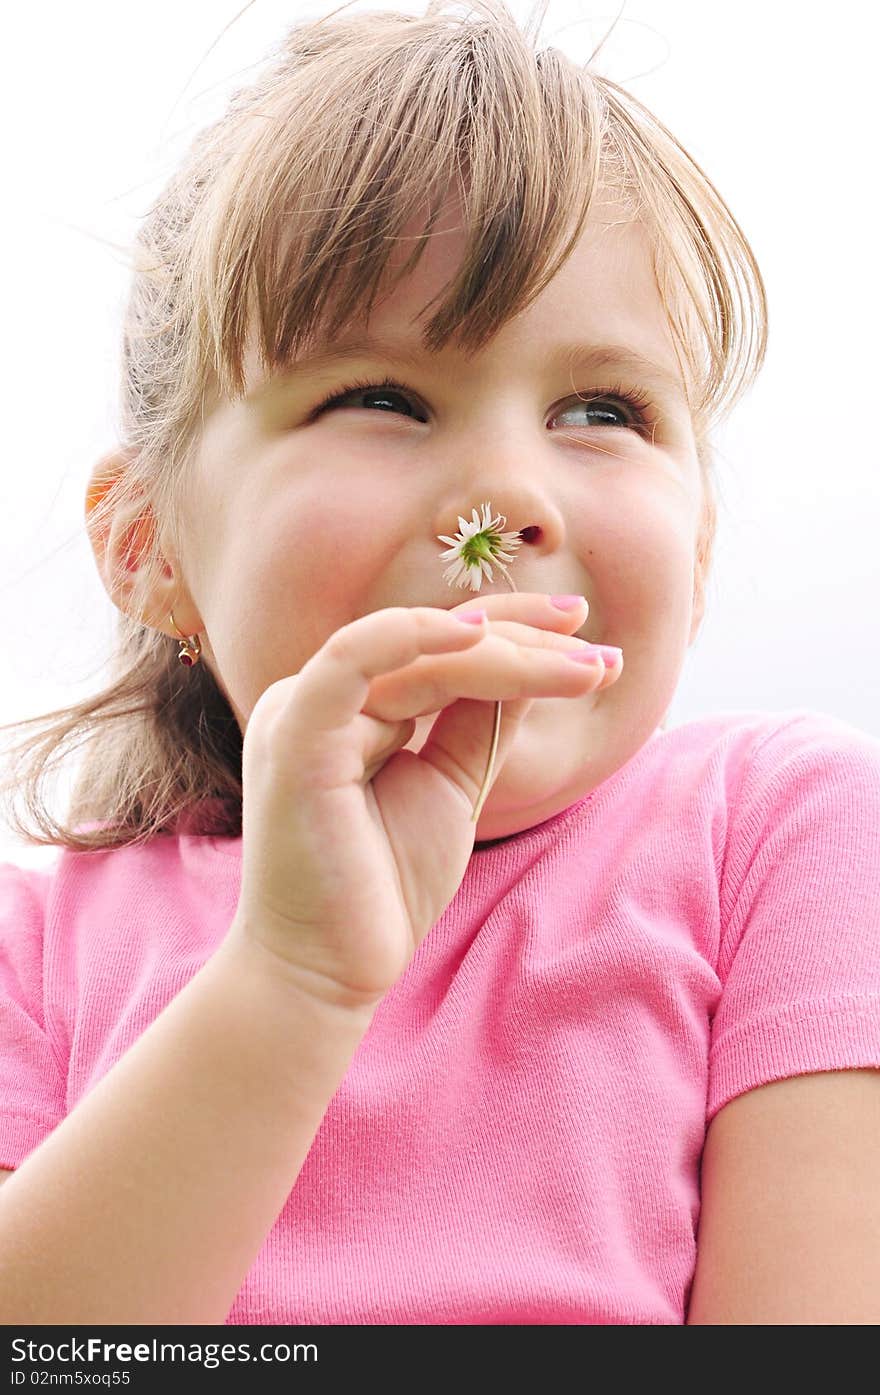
[311,376,423,419]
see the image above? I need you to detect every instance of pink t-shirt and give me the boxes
[2,706,880,1325]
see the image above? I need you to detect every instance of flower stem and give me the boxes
[437,503,524,825]
[471,700,504,821]
[470,572,518,822]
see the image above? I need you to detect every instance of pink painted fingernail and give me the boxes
[598,645,623,664]
[550,594,586,611]
[456,609,488,625]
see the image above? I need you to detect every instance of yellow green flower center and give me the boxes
[461,530,503,568]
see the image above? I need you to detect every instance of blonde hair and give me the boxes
[0,0,767,853]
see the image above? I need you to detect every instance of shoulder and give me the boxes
[726,704,880,803]
[0,858,55,976]
[663,704,880,781]
[688,1067,880,1323]
[0,855,55,910]
[715,706,880,951]
[641,705,879,816]
[629,708,880,867]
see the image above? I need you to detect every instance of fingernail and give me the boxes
[550,594,586,611]
[598,645,623,664]
[456,609,488,625]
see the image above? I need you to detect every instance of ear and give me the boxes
[84,447,202,640]
[689,488,716,646]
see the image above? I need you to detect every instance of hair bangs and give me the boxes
[190,3,608,404]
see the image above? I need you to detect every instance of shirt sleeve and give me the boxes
[708,709,880,1124]
[0,859,68,1168]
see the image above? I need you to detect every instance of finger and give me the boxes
[284,606,490,742]
[448,591,589,635]
[448,591,622,688]
[362,629,608,721]
[448,593,622,692]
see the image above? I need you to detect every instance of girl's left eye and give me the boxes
[309,375,656,434]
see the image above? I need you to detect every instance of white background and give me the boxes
[2,1,878,867]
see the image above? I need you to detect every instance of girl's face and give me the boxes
[149,199,711,842]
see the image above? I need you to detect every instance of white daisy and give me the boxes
[436,501,523,593]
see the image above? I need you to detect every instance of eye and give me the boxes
[310,376,425,420]
[309,375,657,435]
[551,386,655,433]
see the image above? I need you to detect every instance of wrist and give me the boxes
[216,920,382,1029]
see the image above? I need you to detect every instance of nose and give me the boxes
[519,525,543,545]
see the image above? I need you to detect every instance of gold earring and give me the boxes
[169,610,202,667]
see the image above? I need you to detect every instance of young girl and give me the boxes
[1,0,878,1327]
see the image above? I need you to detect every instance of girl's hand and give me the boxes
[227,595,621,1012]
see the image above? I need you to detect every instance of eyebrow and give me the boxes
[246,334,687,405]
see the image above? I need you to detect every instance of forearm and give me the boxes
[0,933,373,1325]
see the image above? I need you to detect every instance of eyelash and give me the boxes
[309,374,657,435]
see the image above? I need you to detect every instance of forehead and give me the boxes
[386,185,654,294]
[242,188,683,392]
[413,182,662,303]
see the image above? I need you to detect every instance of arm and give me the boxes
[687,1068,880,1324]
[0,931,374,1325]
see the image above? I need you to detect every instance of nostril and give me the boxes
[519,526,542,544]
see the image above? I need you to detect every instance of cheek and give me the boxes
[239,474,403,652]
[573,493,696,633]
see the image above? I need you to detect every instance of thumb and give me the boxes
[361,714,420,784]
[416,693,535,811]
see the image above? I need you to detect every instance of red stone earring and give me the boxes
[169,610,202,667]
